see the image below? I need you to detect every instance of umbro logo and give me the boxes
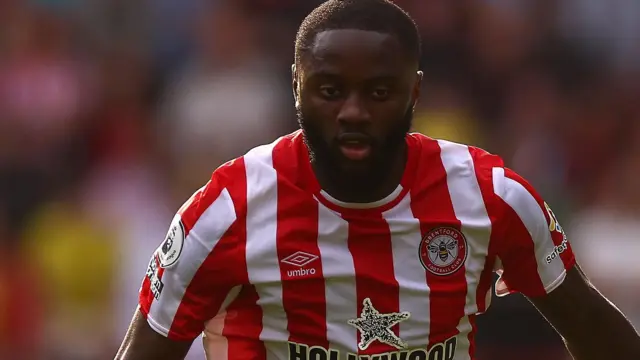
[281,251,319,267]
[281,251,319,278]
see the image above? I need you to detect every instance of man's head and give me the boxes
[293,0,423,187]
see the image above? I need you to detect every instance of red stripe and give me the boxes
[168,159,247,340]
[138,174,218,326]
[139,182,211,318]
[272,139,328,347]
[179,180,217,233]
[216,158,267,360]
[168,242,236,339]
[475,257,497,313]
[222,286,267,360]
[504,169,576,270]
[468,147,503,313]
[467,314,478,357]
[138,258,154,316]
[495,196,546,296]
[346,211,399,355]
[155,185,212,334]
[410,138,467,348]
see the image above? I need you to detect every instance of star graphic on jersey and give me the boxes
[348,298,411,350]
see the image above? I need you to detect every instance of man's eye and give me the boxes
[319,86,341,99]
[372,88,390,100]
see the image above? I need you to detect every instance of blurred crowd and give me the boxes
[0,0,639,359]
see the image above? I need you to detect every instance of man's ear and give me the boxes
[412,70,423,111]
[292,64,300,108]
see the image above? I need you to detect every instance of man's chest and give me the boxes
[235,195,494,356]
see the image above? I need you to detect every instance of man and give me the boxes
[115,1,640,359]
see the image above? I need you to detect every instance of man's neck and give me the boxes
[313,144,407,204]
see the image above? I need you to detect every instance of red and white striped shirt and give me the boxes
[139,131,575,360]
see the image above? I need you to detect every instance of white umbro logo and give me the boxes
[281,251,319,278]
[281,251,319,267]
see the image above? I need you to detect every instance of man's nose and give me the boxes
[336,93,371,126]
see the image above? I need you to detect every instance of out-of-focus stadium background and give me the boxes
[0,0,639,359]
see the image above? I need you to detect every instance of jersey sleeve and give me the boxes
[492,167,576,298]
[138,170,241,341]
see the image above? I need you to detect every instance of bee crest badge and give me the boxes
[419,227,468,276]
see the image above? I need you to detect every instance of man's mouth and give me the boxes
[337,133,372,161]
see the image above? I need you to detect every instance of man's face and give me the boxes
[295,29,421,180]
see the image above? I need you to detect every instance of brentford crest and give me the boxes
[419,227,468,276]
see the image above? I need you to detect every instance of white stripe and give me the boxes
[492,167,566,292]
[244,141,289,360]
[382,193,431,348]
[438,140,492,360]
[316,203,359,354]
[148,188,237,335]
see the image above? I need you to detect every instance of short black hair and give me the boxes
[295,0,421,66]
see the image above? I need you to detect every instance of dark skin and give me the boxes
[294,29,421,203]
[115,309,193,359]
[114,30,640,360]
[529,265,640,359]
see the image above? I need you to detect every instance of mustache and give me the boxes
[297,104,413,156]
[336,132,375,146]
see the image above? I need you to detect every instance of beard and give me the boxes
[297,105,413,194]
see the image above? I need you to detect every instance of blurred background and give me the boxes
[0,0,639,359]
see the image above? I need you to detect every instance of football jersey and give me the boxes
[139,130,575,360]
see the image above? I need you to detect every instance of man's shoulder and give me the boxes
[211,130,303,181]
[409,133,505,182]
[201,130,304,214]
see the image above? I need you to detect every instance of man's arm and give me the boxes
[529,265,640,359]
[115,309,193,360]
[489,165,640,359]
[113,165,242,359]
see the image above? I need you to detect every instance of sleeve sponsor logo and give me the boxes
[157,214,186,268]
[145,256,164,299]
[544,202,563,234]
[543,202,569,264]
[545,237,569,264]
